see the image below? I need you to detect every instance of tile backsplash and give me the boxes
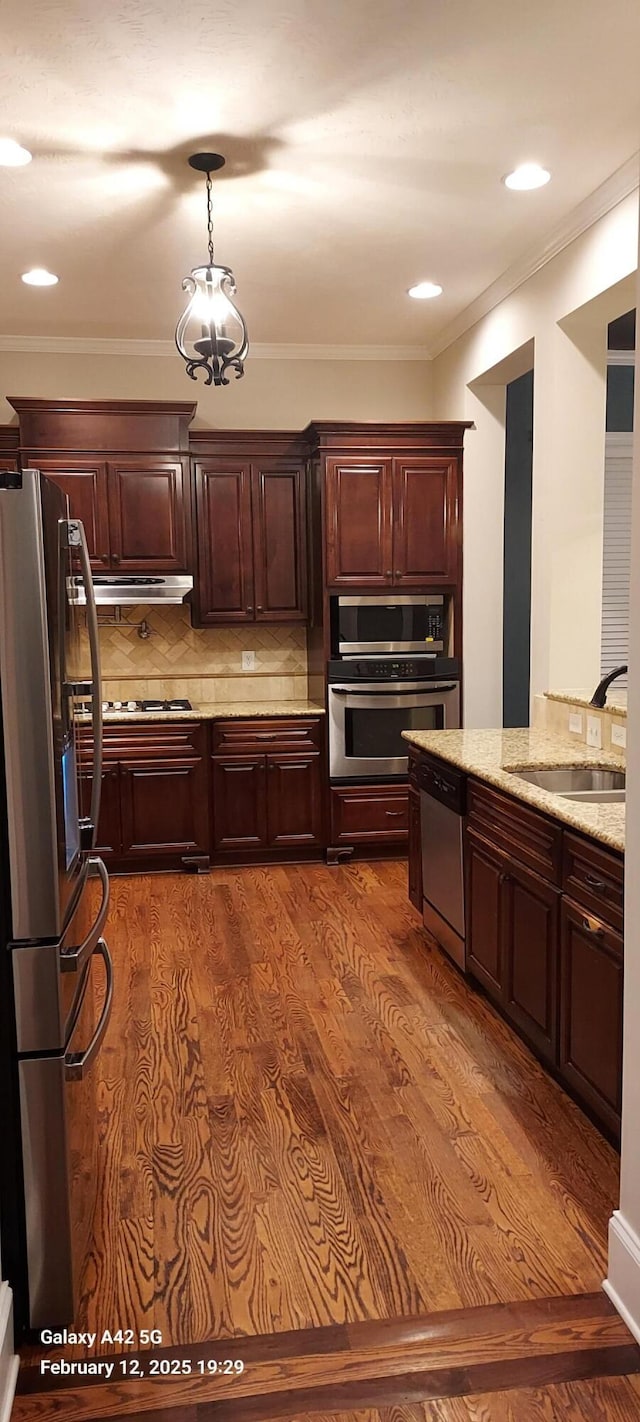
[82,605,309,704]
[533,693,626,756]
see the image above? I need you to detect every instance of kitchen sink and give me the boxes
[507,766,625,803]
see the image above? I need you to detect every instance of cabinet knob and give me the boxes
[112,553,120,564]
[395,570,402,578]
[385,569,392,578]
[246,605,254,614]
[257,605,263,612]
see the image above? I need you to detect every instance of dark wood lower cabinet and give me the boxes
[465,828,505,1003]
[408,785,422,910]
[559,897,623,1138]
[211,755,268,851]
[267,753,322,847]
[503,859,560,1065]
[120,758,209,861]
[330,783,409,854]
[80,764,121,862]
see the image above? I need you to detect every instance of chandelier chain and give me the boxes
[206,170,215,265]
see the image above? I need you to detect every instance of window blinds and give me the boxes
[601,429,633,685]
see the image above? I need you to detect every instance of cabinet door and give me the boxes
[392,457,459,584]
[211,755,268,851]
[465,829,506,1003]
[194,463,254,623]
[503,861,560,1064]
[266,753,322,847]
[107,460,188,571]
[120,758,208,858]
[79,765,121,861]
[325,459,393,586]
[252,464,307,620]
[408,785,423,911]
[559,897,623,1138]
[39,460,110,568]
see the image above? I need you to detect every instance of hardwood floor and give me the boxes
[27,862,620,1357]
[16,860,629,1419]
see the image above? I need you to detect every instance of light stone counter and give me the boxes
[84,700,325,724]
[545,689,627,717]
[402,727,625,854]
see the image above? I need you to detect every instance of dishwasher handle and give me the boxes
[419,760,466,815]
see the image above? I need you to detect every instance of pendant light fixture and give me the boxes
[175,153,248,386]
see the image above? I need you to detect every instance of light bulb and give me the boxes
[407,281,443,300]
[21,268,59,286]
[503,163,550,191]
[0,138,32,167]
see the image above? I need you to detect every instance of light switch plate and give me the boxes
[611,722,627,749]
[241,651,256,671]
[569,711,583,733]
[586,714,602,749]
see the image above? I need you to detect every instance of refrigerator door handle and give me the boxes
[60,857,110,975]
[66,519,103,847]
[65,939,113,1082]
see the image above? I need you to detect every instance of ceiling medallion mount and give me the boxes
[175,151,248,388]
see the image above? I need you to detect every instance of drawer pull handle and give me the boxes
[582,914,605,936]
[385,810,404,817]
[584,873,607,891]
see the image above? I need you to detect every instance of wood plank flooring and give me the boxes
[22,860,620,1368]
[13,1292,640,1420]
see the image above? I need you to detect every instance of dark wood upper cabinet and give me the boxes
[107,460,189,571]
[194,456,307,625]
[37,460,111,568]
[325,459,392,586]
[194,462,255,623]
[392,457,459,583]
[252,464,307,620]
[307,421,471,592]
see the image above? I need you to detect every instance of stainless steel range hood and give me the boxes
[68,574,193,606]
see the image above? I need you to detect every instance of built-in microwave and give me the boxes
[331,594,447,656]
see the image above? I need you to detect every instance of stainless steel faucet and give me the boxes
[590,664,628,708]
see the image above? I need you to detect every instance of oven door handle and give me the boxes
[330,683,457,695]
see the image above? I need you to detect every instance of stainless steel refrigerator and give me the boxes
[0,469,112,1333]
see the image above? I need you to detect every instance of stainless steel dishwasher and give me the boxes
[420,756,467,970]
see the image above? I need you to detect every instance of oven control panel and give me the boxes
[328,656,460,682]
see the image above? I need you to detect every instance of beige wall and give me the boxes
[0,349,432,429]
[432,192,639,727]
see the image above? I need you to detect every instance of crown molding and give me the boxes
[429,152,640,359]
[0,334,432,362]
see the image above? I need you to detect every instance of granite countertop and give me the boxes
[89,700,325,724]
[402,727,625,853]
[545,689,627,717]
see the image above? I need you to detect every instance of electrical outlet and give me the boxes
[241,650,256,671]
[611,722,627,749]
[569,711,583,734]
[586,714,602,749]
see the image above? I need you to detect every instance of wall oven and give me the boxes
[328,656,460,781]
[332,593,447,656]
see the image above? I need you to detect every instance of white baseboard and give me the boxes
[604,1209,640,1345]
[0,1283,18,1422]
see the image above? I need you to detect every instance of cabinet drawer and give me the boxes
[562,833,624,932]
[467,780,562,884]
[211,718,322,753]
[79,720,206,763]
[331,784,408,843]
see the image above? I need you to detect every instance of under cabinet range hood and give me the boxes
[68,574,193,606]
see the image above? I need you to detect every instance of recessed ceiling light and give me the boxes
[408,281,443,300]
[503,163,550,191]
[21,268,59,286]
[0,137,32,167]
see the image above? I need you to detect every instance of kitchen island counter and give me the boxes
[402,727,625,853]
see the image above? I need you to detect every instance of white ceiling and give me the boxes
[0,0,639,349]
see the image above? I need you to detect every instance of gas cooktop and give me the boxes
[78,699,193,714]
